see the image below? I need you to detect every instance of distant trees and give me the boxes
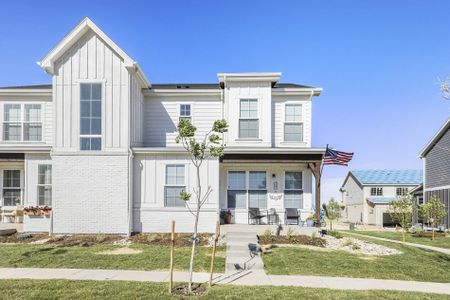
[322,198,342,231]
[419,195,447,240]
[389,195,415,242]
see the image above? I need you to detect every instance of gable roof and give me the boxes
[420,117,450,158]
[348,169,423,185]
[38,17,150,88]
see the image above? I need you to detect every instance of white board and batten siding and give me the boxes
[143,95,222,147]
[53,30,131,152]
[133,153,220,233]
[130,77,145,147]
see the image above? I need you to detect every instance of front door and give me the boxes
[2,169,22,206]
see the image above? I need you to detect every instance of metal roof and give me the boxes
[351,169,423,185]
[420,117,450,157]
[367,197,396,204]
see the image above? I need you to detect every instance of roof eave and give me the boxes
[419,117,450,158]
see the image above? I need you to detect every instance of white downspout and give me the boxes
[127,73,133,237]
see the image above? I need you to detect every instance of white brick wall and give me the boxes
[133,209,218,233]
[52,155,129,234]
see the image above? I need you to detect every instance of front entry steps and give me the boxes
[225,231,265,274]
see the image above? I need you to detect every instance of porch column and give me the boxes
[308,162,321,227]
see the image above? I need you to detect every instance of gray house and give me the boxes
[420,117,450,228]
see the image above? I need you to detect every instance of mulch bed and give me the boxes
[412,232,447,238]
[46,235,123,247]
[258,234,326,247]
[0,233,48,244]
[171,283,208,297]
[130,233,212,247]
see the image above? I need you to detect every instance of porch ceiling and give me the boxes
[0,153,24,161]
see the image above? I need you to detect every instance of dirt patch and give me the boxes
[171,283,208,298]
[258,234,326,247]
[130,233,213,247]
[45,235,123,247]
[97,247,143,255]
[0,233,49,244]
[412,232,447,238]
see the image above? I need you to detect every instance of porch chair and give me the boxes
[248,208,265,225]
[285,208,300,225]
[267,208,279,225]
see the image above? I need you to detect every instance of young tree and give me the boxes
[176,118,228,293]
[419,195,447,240]
[322,198,341,231]
[389,194,415,242]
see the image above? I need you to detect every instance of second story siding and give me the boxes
[425,128,450,189]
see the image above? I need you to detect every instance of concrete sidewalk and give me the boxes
[1,268,450,295]
[344,232,450,255]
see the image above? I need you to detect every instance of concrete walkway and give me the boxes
[225,231,264,274]
[344,232,450,255]
[1,268,450,295]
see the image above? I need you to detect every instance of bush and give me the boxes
[327,230,343,239]
[342,239,360,250]
[263,229,274,243]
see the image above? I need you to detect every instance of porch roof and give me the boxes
[221,148,325,163]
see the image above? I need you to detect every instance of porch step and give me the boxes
[225,231,265,274]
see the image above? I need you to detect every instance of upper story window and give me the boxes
[239,99,258,139]
[179,104,191,122]
[284,103,303,142]
[370,187,383,196]
[37,164,52,206]
[80,83,102,151]
[165,164,186,207]
[3,104,42,141]
[396,187,409,196]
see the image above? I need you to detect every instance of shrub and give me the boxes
[342,239,360,250]
[286,227,294,240]
[263,229,274,243]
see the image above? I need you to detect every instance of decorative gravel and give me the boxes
[323,235,402,256]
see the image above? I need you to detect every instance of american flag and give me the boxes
[323,147,354,166]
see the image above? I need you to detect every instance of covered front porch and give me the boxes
[218,148,324,226]
[0,153,25,224]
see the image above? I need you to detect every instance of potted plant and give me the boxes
[220,209,232,224]
[306,215,315,227]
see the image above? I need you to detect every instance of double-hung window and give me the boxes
[370,187,383,196]
[239,99,258,138]
[3,104,42,141]
[284,103,303,142]
[3,170,21,206]
[227,171,267,209]
[80,83,102,151]
[165,165,186,207]
[227,171,246,209]
[284,171,303,208]
[179,104,191,122]
[248,171,267,209]
[396,187,408,196]
[37,165,52,206]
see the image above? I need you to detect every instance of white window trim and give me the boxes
[283,171,304,209]
[79,82,103,151]
[164,164,187,207]
[226,170,268,209]
[178,102,194,123]
[2,103,43,143]
[370,187,383,196]
[238,99,259,139]
[37,164,52,206]
[282,102,303,143]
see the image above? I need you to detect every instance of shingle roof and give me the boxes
[0,83,315,90]
[351,169,423,185]
[0,84,52,89]
[367,197,396,204]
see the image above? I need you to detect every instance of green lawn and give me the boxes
[345,231,450,249]
[0,244,224,272]
[0,280,448,300]
[263,236,450,282]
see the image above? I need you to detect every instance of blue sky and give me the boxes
[0,0,449,201]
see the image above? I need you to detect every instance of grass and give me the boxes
[263,235,450,282]
[345,230,450,249]
[0,280,448,300]
[0,244,225,272]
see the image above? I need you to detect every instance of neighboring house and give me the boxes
[341,170,422,226]
[419,117,450,228]
[0,18,324,234]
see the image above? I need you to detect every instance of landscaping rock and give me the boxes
[323,235,402,256]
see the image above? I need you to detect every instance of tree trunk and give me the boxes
[330,220,333,231]
[187,166,202,293]
[432,222,435,241]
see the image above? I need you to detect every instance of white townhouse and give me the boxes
[341,170,423,227]
[0,18,324,235]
